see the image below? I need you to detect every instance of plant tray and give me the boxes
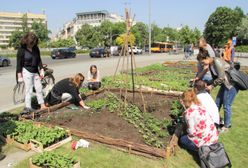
[30,134,72,153]
[29,158,80,168]
[0,134,31,151]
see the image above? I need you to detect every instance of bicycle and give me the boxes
[13,64,55,105]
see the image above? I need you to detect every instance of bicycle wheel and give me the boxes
[13,82,25,105]
[42,74,55,96]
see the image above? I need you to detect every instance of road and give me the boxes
[1,53,248,112]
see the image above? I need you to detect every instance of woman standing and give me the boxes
[198,52,239,132]
[87,65,101,90]
[180,90,218,152]
[16,32,46,113]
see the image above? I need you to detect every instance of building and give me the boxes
[0,11,46,47]
[55,10,125,40]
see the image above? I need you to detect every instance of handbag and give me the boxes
[198,142,231,168]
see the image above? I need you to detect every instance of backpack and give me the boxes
[226,68,248,90]
[198,143,232,168]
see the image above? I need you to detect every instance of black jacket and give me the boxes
[16,46,43,82]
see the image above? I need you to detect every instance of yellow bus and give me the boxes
[151,42,174,53]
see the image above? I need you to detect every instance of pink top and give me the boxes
[184,104,219,148]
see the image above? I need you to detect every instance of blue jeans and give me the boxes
[202,74,213,85]
[216,84,238,128]
[180,135,198,152]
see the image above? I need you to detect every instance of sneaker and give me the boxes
[20,107,33,115]
[220,127,229,133]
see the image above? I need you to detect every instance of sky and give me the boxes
[1,0,248,36]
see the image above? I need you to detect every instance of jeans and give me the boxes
[202,74,213,85]
[23,68,44,108]
[180,135,198,152]
[216,84,238,128]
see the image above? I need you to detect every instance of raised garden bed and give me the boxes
[37,89,183,158]
[0,121,72,152]
[29,152,80,168]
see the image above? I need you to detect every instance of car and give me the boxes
[128,46,142,54]
[89,48,106,58]
[51,48,76,59]
[0,56,11,67]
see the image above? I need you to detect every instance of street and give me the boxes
[1,53,248,112]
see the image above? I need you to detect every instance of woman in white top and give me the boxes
[194,80,220,126]
[87,65,101,90]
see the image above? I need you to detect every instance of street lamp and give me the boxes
[148,0,151,55]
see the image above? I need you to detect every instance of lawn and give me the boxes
[8,62,248,167]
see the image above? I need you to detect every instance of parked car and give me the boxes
[89,48,106,58]
[0,56,11,67]
[51,48,76,59]
[128,46,142,54]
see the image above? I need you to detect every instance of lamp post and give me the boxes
[148,0,151,55]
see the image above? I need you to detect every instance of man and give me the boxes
[194,80,220,126]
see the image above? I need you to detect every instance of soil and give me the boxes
[37,90,178,147]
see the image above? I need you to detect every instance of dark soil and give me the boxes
[38,91,177,146]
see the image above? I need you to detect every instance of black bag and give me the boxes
[199,143,231,168]
[88,82,101,90]
[226,68,248,90]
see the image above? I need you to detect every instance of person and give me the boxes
[198,52,239,132]
[45,73,90,109]
[223,39,235,64]
[87,65,101,90]
[194,80,220,127]
[194,37,216,85]
[179,90,219,152]
[16,32,46,114]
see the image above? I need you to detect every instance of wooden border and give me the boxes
[29,158,80,168]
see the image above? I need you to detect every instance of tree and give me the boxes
[236,16,248,45]
[115,33,135,46]
[8,14,30,48]
[50,38,75,48]
[75,24,95,48]
[162,27,179,42]
[151,24,163,42]
[178,26,201,45]
[204,7,245,46]
[8,30,23,49]
[31,20,50,42]
[100,21,113,46]
[131,22,148,47]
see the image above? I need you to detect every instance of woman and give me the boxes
[194,37,215,85]
[198,52,239,132]
[180,90,218,152]
[16,32,46,113]
[87,65,101,90]
[45,73,90,109]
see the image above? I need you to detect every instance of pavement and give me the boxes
[1,53,248,113]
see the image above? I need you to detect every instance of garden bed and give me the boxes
[37,89,183,158]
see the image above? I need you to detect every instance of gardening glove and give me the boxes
[83,105,90,109]
[40,68,45,79]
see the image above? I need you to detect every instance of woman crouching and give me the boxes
[179,89,218,152]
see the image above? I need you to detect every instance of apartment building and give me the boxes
[0,11,46,46]
[56,10,124,40]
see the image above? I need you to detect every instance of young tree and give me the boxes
[115,33,135,46]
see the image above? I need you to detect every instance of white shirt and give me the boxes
[87,70,100,82]
[197,92,220,124]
